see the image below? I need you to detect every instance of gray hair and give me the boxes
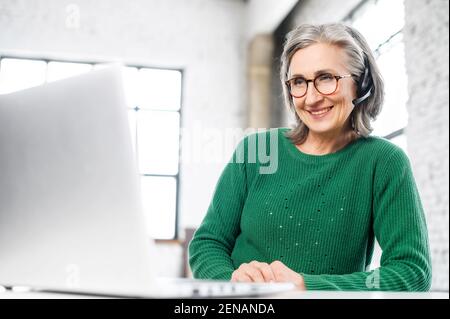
[280,23,384,144]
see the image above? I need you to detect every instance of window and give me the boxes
[345,0,408,269]
[128,67,182,240]
[346,0,408,154]
[0,56,182,240]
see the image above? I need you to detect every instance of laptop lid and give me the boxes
[0,66,160,296]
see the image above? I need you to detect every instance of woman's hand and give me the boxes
[270,260,306,290]
[231,261,275,283]
[231,260,306,290]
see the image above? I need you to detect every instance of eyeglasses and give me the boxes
[285,73,354,98]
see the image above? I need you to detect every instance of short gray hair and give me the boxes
[280,23,384,144]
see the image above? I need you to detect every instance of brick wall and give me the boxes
[403,0,449,291]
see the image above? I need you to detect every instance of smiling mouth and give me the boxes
[307,106,334,116]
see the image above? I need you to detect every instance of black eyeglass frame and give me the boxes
[285,74,355,98]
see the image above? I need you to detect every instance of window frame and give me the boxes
[343,0,408,148]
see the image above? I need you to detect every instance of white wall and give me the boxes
[245,0,298,39]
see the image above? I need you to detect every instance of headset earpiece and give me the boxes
[352,54,374,106]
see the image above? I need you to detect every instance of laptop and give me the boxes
[0,66,295,298]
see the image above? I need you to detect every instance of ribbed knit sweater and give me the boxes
[188,128,431,291]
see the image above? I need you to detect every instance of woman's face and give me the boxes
[288,43,357,137]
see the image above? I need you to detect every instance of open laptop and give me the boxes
[0,66,295,298]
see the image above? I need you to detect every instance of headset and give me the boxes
[352,54,374,107]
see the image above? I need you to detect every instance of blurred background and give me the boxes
[0,0,448,291]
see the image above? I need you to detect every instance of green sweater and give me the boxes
[189,128,431,291]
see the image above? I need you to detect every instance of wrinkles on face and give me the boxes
[289,43,357,140]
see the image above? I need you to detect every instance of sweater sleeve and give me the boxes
[188,138,248,280]
[301,147,432,291]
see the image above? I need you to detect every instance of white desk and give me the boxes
[1,290,448,299]
[267,290,449,299]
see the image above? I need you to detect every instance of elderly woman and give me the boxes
[188,23,431,291]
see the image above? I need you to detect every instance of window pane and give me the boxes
[351,0,405,51]
[141,176,177,239]
[372,40,408,137]
[0,58,47,94]
[137,68,181,110]
[137,110,180,175]
[47,61,92,82]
